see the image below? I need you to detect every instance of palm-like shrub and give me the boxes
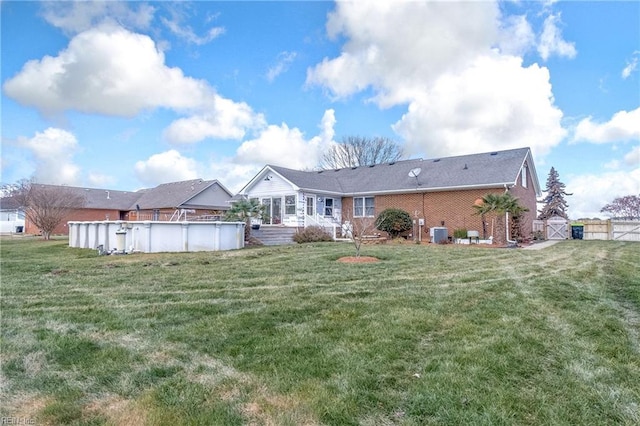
[473,193,529,244]
[375,208,412,239]
[225,199,267,240]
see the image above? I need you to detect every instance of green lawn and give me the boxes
[1,237,639,425]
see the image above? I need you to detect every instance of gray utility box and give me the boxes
[430,227,448,244]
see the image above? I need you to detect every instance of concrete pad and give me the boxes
[522,240,562,250]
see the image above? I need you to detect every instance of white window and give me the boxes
[521,166,528,188]
[306,196,315,216]
[354,197,375,217]
[285,195,296,215]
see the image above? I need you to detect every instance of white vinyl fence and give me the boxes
[68,221,245,253]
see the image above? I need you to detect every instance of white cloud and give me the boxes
[573,108,640,144]
[307,1,500,105]
[3,24,264,144]
[307,1,565,161]
[624,145,640,167]
[160,3,225,46]
[161,18,225,45]
[134,150,200,185]
[3,24,212,117]
[235,125,315,170]
[87,172,116,188]
[134,110,336,191]
[18,128,81,185]
[41,1,154,35]
[537,13,577,61]
[622,51,640,79]
[235,109,336,170]
[205,160,262,194]
[497,15,536,56]
[267,51,298,82]
[394,54,566,158]
[566,168,640,219]
[163,96,266,143]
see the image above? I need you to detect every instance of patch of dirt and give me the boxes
[337,256,380,263]
[85,395,147,426]
[4,395,49,422]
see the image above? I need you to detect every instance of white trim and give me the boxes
[345,182,521,197]
[237,165,301,196]
[353,196,375,217]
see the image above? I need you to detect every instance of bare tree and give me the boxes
[4,179,86,239]
[341,206,378,257]
[319,136,404,169]
[600,194,640,220]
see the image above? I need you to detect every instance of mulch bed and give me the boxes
[337,256,380,263]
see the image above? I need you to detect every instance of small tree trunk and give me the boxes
[494,216,506,245]
[354,239,362,257]
[244,219,251,241]
[481,214,487,239]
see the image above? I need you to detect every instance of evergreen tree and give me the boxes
[538,167,571,220]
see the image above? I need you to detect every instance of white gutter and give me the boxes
[504,184,517,245]
[309,182,520,197]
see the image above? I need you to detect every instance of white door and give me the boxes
[306,196,315,216]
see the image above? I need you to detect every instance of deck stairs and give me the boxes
[250,226,298,246]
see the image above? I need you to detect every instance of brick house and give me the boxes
[237,147,540,243]
[22,179,233,236]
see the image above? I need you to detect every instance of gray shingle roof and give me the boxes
[30,179,231,210]
[268,147,537,195]
[0,196,22,210]
[31,184,141,210]
[133,179,225,209]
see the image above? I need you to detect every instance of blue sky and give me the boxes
[1,0,638,219]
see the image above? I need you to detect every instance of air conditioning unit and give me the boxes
[430,227,448,243]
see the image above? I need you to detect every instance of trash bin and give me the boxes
[571,224,584,240]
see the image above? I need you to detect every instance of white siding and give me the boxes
[248,173,296,197]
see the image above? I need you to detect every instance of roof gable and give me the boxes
[133,179,231,209]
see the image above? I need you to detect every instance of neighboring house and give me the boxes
[237,147,540,242]
[22,179,233,236]
[0,196,26,233]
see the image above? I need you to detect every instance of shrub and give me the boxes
[293,226,334,243]
[375,209,413,239]
[453,228,468,239]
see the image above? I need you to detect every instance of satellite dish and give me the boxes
[408,167,422,178]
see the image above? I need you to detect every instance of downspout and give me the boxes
[504,184,517,245]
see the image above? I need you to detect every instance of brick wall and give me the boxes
[25,209,128,236]
[341,178,538,241]
[376,189,500,239]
